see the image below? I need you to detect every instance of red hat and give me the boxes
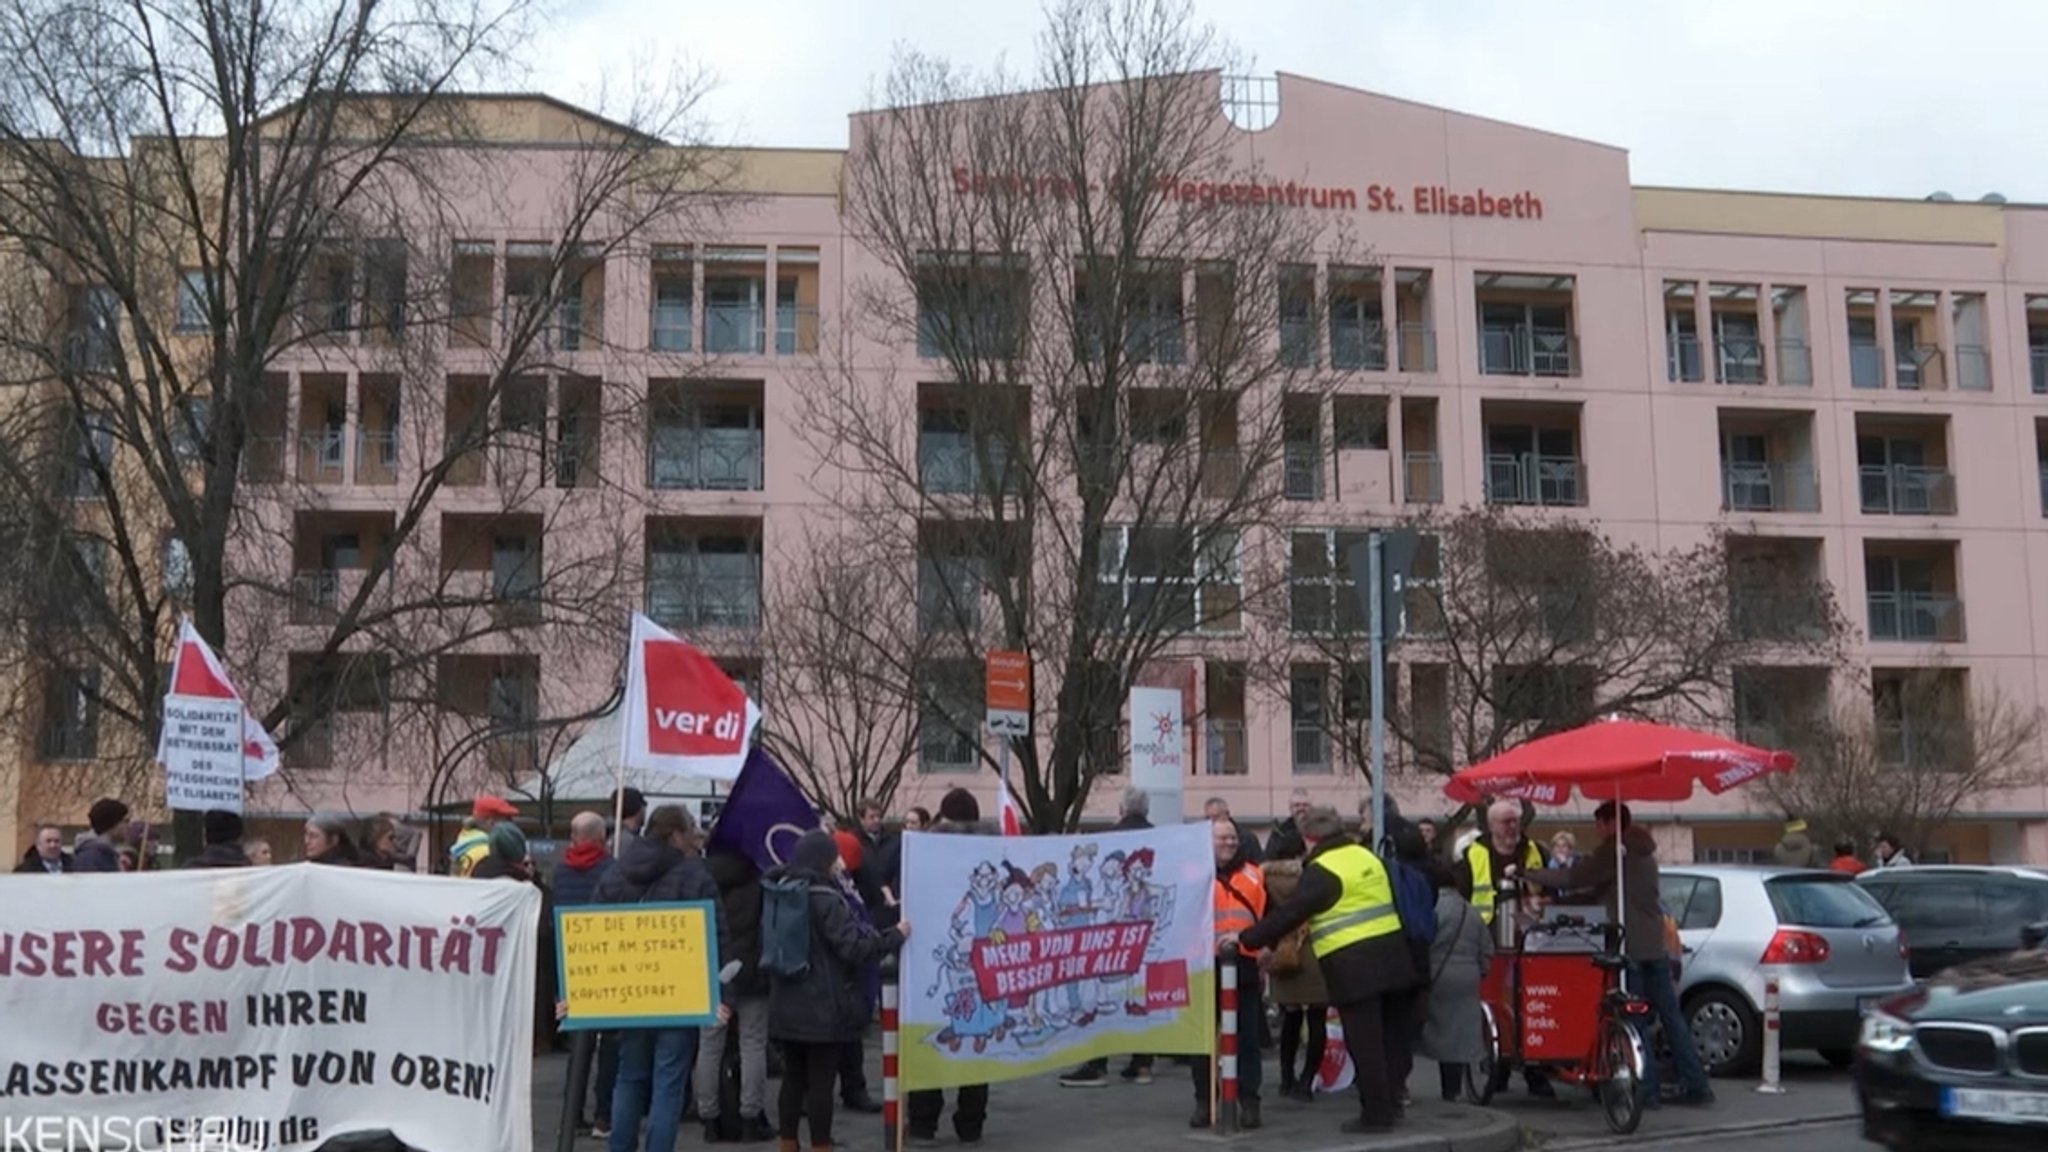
[473,794,520,820]
[833,829,863,872]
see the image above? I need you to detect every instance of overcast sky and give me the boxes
[535,0,2045,203]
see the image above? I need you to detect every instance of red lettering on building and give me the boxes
[947,167,1542,220]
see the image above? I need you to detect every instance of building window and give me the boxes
[1095,524,1240,633]
[646,529,762,630]
[176,270,210,332]
[1289,667,1330,775]
[39,667,100,762]
[917,662,980,773]
[1289,528,1368,633]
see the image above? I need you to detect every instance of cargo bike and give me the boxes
[1442,718,1797,1135]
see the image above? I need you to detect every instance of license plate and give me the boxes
[1941,1088,2048,1124]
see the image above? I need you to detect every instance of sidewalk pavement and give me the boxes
[1507,1054,1857,1150]
[530,1044,1518,1152]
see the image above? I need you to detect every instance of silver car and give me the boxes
[1661,865,1915,1078]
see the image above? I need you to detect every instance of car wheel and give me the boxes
[1819,1048,1855,1070]
[1685,987,1761,1078]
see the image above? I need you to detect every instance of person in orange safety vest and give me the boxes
[1193,817,1268,1131]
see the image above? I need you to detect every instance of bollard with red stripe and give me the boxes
[1217,941,1240,1135]
[1756,975,1787,1095]
[882,961,902,1149]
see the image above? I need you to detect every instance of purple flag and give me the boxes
[708,747,821,874]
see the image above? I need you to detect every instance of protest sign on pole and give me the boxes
[158,617,280,813]
[897,824,1214,1091]
[0,866,539,1152]
[620,612,761,786]
[557,902,721,1029]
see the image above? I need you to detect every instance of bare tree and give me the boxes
[791,0,1349,831]
[1759,662,2045,859]
[0,0,731,852]
[1263,505,1855,812]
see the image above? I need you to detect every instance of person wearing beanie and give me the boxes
[937,787,981,826]
[187,810,251,869]
[449,794,520,877]
[471,822,533,881]
[767,830,909,1152]
[303,812,361,866]
[74,797,131,873]
[1772,818,1820,869]
[906,790,997,1145]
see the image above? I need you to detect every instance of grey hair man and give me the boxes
[1202,796,1264,865]
[1117,788,1152,829]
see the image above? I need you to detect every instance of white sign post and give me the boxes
[162,695,251,813]
[1128,686,1185,823]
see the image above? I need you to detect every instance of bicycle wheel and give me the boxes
[1596,1015,1648,1135]
[1466,1002,1501,1105]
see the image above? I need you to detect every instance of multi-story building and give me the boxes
[9,75,2048,865]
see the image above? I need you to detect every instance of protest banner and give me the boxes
[158,617,280,813]
[620,612,761,785]
[0,866,538,1152]
[898,824,1214,1091]
[556,903,720,1029]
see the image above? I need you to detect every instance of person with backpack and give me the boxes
[763,830,909,1152]
[594,806,731,1152]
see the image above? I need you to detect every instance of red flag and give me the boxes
[997,776,1023,837]
[161,617,278,782]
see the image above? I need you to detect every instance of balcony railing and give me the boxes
[1956,344,1991,391]
[1849,340,1885,389]
[646,576,762,631]
[355,429,398,483]
[917,309,1021,360]
[1667,332,1703,383]
[298,430,345,483]
[648,427,763,491]
[1398,322,1437,373]
[1776,338,1814,386]
[919,436,1016,496]
[2031,344,2048,394]
[1720,460,1819,513]
[1205,720,1248,776]
[1403,451,1443,504]
[1291,723,1330,774]
[1897,344,1942,390]
[1279,316,1317,367]
[1484,452,1586,507]
[1858,464,1956,516]
[1867,590,1964,643]
[2039,465,2048,516]
[704,303,765,355]
[1283,444,1323,501]
[1479,325,1577,377]
[1730,585,1829,641]
[1715,335,1765,384]
[290,570,341,624]
[650,301,692,352]
[1330,320,1388,371]
[775,305,820,356]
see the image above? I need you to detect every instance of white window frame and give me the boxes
[1097,524,1240,634]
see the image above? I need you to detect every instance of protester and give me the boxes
[698,832,773,1143]
[1528,801,1714,1107]
[1548,831,1578,869]
[1875,832,1913,869]
[1060,788,1157,1088]
[596,806,729,1152]
[1415,818,1440,857]
[245,839,274,866]
[1191,817,1265,1129]
[854,798,902,894]
[1202,797,1265,866]
[1259,855,1328,1103]
[472,823,559,1056]
[1829,838,1867,875]
[304,813,361,866]
[1264,790,1315,861]
[827,826,887,1115]
[902,806,931,833]
[1237,806,1414,1135]
[361,814,415,871]
[187,810,251,869]
[1418,860,1489,1102]
[1455,800,1548,927]
[553,811,621,1139]
[450,794,520,877]
[905,788,994,1147]
[1384,826,1437,1109]
[74,798,130,872]
[766,830,908,1152]
[1772,819,1821,868]
[14,826,72,874]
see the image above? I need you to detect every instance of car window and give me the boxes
[1766,876,1892,928]
[1981,883,2048,925]
[1884,881,1982,932]
[1683,878,1724,930]
[1659,875,1698,919]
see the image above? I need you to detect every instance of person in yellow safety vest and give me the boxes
[451,794,521,877]
[1192,818,1267,1132]
[1235,806,1416,1137]
[1454,799,1549,926]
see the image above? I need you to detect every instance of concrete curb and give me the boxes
[1530,1110,1858,1151]
[1256,1107,1522,1152]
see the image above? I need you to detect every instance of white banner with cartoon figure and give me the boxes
[898,824,1214,1090]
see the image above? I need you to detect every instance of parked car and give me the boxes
[1661,865,1915,1077]
[1855,866,2048,980]
[1856,951,2048,1152]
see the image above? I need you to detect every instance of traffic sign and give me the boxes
[985,650,1030,736]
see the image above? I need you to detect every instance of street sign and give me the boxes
[1346,529,1422,643]
[985,650,1030,737]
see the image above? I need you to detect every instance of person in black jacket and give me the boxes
[695,843,773,1142]
[596,807,731,1152]
[768,830,907,1152]
[1264,790,1314,862]
[74,798,130,873]
[552,811,619,1135]
[15,826,74,874]
[185,811,251,869]
[1059,788,1157,1088]
[905,788,995,1146]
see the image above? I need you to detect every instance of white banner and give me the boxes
[1128,686,1185,821]
[0,867,539,1152]
[161,696,249,814]
[898,824,1214,1090]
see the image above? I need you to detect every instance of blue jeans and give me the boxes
[610,1027,699,1152]
[1628,958,1709,1099]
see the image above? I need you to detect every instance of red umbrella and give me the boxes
[1443,717,1796,807]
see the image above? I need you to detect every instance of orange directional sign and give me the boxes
[985,650,1030,736]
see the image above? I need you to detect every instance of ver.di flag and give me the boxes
[620,612,761,782]
[897,823,1214,1091]
[158,617,279,813]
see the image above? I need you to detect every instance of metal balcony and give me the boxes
[1283,444,1323,501]
[1279,317,1317,367]
[1291,723,1330,774]
[704,304,765,355]
[355,429,398,483]
[650,300,692,352]
[1398,322,1438,373]
[646,575,762,631]
[1330,320,1388,371]
[1897,345,1943,390]
[1403,452,1443,504]
[1720,460,1819,513]
[1956,344,1991,391]
[1849,340,1885,389]
[290,570,341,624]
[648,428,764,491]
[1205,720,1248,776]
[918,436,1015,496]
[775,305,820,355]
[299,430,345,483]
[1715,336,1766,385]
[1776,338,1814,386]
[2032,344,2048,395]
[1484,452,1586,507]
[1858,464,1956,516]
[1867,590,1964,643]
[1667,332,1703,383]
[1480,326,1577,377]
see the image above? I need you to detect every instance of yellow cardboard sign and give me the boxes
[555,901,719,1029]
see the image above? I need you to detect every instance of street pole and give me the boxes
[1368,531,1387,852]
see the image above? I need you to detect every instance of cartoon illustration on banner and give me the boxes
[899,824,1213,1089]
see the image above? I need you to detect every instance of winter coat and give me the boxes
[765,863,904,1044]
[1419,889,1491,1065]
[185,844,251,869]
[73,835,121,873]
[707,846,768,997]
[15,849,73,874]
[1238,834,1417,1004]
[1527,826,1666,961]
[1264,817,1305,862]
[1258,859,1327,1006]
[594,833,731,1004]
[1773,832,1821,869]
[551,843,612,909]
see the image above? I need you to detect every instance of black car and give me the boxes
[1856,866,2048,980]
[1856,952,2048,1152]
